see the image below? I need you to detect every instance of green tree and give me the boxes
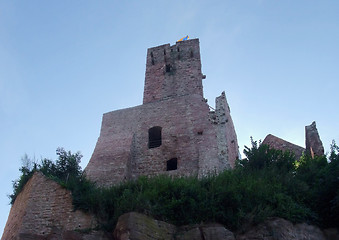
[9,148,83,204]
[239,137,295,173]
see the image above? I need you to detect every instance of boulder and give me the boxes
[113,212,177,240]
[113,212,236,240]
[236,217,327,240]
[176,224,235,240]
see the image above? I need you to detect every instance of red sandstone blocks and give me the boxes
[86,39,239,186]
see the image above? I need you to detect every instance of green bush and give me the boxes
[9,148,83,204]
[9,141,339,231]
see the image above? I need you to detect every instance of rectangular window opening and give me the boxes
[167,158,178,171]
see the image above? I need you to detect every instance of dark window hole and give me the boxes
[148,126,162,149]
[167,158,177,171]
[166,64,171,72]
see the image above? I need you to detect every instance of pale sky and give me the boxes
[1,0,338,235]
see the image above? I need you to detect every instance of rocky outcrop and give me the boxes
[305,121,324,158]
[113,212,177,240]
[113,213,338,240]
[262,134,305,159]
[113,212,236,240]
[3,172,337,240]
[1,172,109,240]
[236,218,328,240]
[176,224,235,240]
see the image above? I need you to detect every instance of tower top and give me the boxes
[143,38,204,104]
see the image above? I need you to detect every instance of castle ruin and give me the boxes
[262,121,324,159]
[85,38,239,186]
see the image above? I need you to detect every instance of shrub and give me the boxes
[9,140,339,231]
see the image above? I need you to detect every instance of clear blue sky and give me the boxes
[1,0,338,235]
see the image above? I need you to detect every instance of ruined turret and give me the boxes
[305,121,324,158]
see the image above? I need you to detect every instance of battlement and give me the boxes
[143,38,204,104]
[146,38,201,65]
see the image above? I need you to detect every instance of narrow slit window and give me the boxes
[166,64,171,72]
[148,126,162,149]
[167,158,177,171]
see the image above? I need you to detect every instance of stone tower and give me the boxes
[143,39,204,104]
[85,39,239,186]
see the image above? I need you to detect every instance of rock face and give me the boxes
[1,172,108,240]
[113,212,236,240]
[236,218,328,240]
[176,224,235,240]
[86,39,239,187]
[113,212,177,240]
[305,121,324,158]
[262,134,305,159]
[113,213,338,240]
[4,181,338,240]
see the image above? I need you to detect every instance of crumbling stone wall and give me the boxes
[86,39,239,186]
[214,91,238,169]
[2,172,97,240]
[262,134,305,159]
[262,121,324,160]
[305,121,324,158]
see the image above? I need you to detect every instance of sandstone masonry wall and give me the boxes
[214,91,238,168]
[262,134,305,159]
[85,39,239,186]
[143,39,204,104]
[305,121,324,158]
[2,172,97,240]
[86,93,232,186]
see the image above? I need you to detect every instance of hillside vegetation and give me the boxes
[10,140,339,232]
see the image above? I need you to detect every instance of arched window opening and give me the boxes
[148,126,162,149]
[167,158,177,171]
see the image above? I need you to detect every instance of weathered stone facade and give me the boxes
[113,212,337,240]
[305,121,324,158]
[236,217,329,240]
[2,172,99,240]
[85,39,239,186]
[262,121,324,160]
[262,134,305,159]
[113,212,236,240]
